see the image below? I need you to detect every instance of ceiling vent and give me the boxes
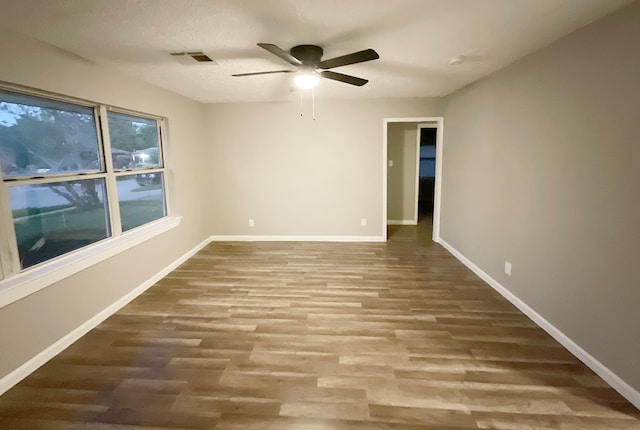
[170,51,218,65]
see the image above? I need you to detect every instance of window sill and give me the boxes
[0,216,182,309]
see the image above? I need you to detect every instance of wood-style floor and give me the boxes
[1,224,639,429]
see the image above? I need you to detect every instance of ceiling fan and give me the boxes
[232,43,380,89]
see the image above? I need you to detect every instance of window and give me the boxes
[117,174,166,232]
[0,87,169,278]
[419,145,436,178]
[9,179,110,269]
[107,111,167,232]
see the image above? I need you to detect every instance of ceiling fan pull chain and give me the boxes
[300,91,303,117]
[312,87,316,121]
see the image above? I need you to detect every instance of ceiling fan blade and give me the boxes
[318,49,379,69]
[320,71,368,86]
[257,43,302,66]
[232,70,294,77]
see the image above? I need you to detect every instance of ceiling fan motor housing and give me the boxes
[290,45,324,66]
[232,43,377,86]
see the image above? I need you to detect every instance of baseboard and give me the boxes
[0,235,213,396]
[387,220,417,225]
[209,235,385,242]
[437,237,640,410]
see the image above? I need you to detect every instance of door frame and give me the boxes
[383,117,444,242]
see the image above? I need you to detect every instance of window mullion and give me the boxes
[98,106,123,237]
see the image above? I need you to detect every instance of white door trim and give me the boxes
[432,118,444,241]
[412,125,421,225]
[383,117,444,242]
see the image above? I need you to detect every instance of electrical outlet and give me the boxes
[388,160,394,167]
[504,261,512,276]
[361,218,367,227]
[249,219,255,227]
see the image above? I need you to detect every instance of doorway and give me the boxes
[383,117,444,242]
[417,125,437,220]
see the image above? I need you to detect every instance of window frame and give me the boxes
[0,83,178,308]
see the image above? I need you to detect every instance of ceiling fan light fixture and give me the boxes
[293,72,320,90]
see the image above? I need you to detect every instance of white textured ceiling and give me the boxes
[0,0,633,103]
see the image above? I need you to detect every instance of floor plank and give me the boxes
[1,223,638,429]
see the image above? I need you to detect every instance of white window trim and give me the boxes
[0,82,177,309]
[0,216,181,309]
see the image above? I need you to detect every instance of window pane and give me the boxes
[9,179,110,269]
[0,91,100,178]
[117,173,166,231]
[420,145,436,158]
[420,159,436,178]
[107,112,160,170]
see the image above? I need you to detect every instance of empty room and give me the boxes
[0,0,639,428]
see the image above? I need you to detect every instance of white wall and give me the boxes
[0,28,209,380]
[387,122,418,223]
[205,98,443,238]
[441,1,640,395]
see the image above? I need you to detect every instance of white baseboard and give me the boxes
[209,235,385,242]
[0,236,213,396]
[436,237,640,410]
[387,220,417,225]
